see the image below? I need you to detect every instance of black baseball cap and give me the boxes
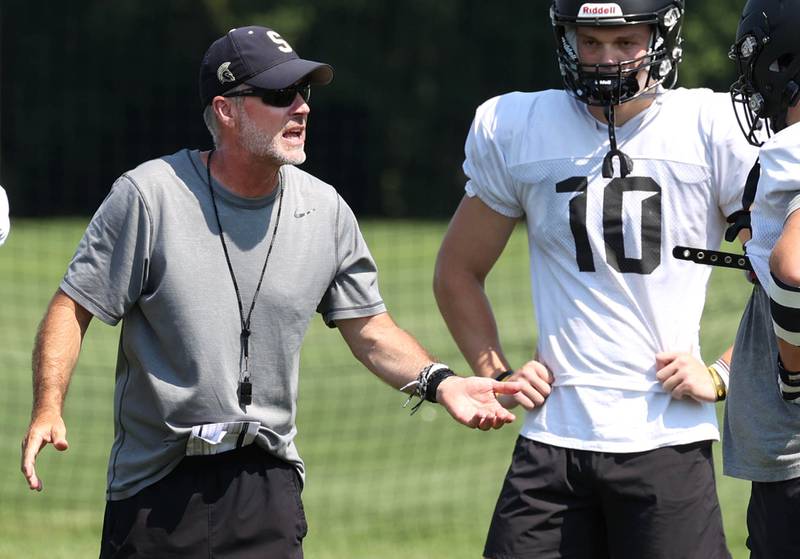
[199,25,334,107]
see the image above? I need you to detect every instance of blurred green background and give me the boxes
[1,1,756,558]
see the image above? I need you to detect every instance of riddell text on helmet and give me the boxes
[579,3,623,17]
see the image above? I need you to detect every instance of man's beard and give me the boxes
[238,111,306,166]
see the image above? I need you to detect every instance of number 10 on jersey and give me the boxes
[556,176,662,275]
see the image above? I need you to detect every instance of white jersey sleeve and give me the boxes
[463,93,526,218]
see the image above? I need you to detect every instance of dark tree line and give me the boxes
[0,0,744,218]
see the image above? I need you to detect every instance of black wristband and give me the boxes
[494,370,514,382]
[426,368,456,403]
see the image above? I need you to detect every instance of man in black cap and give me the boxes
[20,25,521,558]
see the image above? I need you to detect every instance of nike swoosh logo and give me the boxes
[293,209,316,218]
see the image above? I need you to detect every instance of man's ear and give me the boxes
[212,96,237,129]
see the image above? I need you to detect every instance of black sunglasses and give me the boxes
[223,83,311,108]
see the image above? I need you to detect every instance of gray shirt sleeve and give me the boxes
[317,196,385,327]
[60,175,152,325]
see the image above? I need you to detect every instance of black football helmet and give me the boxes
[551,0,685,107]
[730,0,800,146]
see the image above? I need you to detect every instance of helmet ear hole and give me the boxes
[770,53,796,73]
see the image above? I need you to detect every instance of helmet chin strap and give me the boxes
[602,104,634,179]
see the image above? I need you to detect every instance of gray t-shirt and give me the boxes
[61,149,386,500]
[723,284,800,482]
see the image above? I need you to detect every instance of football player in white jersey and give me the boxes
[434,1,757,557]
[724,1,800,555]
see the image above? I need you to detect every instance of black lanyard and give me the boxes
[206,149,284,406]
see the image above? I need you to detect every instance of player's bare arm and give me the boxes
[656,346,732,403]
[433,195,553,411]
[336,312,522,430]
[21,289,92,491]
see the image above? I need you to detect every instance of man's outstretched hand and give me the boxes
[436,376,523,430]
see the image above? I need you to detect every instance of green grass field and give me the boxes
[0,218,752,558]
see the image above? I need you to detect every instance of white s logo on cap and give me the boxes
[266,31,293,53]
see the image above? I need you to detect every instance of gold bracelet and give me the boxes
[707,365,727,402]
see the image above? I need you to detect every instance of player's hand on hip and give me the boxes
[655,352,716,403]
[437,376,523,430]
[496,360,554,411]
[21,410,69,491]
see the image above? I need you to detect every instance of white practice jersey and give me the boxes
[749,122,800,288]
[464,88,757,451]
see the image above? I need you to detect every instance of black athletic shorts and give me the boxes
[746,477,800,558]
[483,437,730,559]
[99,445,307,559]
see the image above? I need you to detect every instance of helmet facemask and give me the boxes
[552,3,684,107]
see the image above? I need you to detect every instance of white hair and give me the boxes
[202,85,248,147]
[202,105,221,147]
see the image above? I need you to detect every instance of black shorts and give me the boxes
[746,477,800,558]
[99,445,307,559]
[484,437,729,559]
